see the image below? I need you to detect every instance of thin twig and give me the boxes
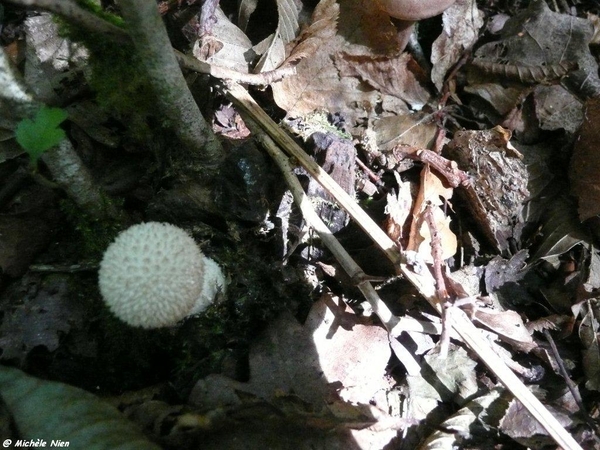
[543,330,589,418]
[243,114,423,376]
[393,145,470,188]
[423,202,452,357]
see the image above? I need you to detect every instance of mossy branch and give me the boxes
[117,0,223,173]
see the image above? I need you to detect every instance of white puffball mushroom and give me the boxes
[98,222,226,329]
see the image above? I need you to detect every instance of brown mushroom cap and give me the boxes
[378,0,456,21]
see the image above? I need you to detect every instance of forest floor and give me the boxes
[1,0,600,449]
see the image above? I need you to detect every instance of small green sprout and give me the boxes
[15,106,69,163]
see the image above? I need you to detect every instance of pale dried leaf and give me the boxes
[243,296,391,406]
[583,249,600,292]
[372,113,438,152]
[525,315,567,334]
[406,346,477,421]
[431,0,484,91]
[193,8,253,72]
[473,0,600,97]
[499,393,573,447]
[255,0,299,71]
[462,83,525,116]
[534,85,583,134]
[445,127,529,252]
[307,296,392,404]
[473,308,536,353]
[530,196,588,262]
[24,15,88,104]
[280,0,339,66]
[255,33,287,72]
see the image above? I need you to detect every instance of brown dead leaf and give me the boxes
[333,52,431,109]
[279,0,339,67]
[471,0,600,97]
[372,113,438,152]
[534,85,583,135]
[241,296,391,406]
[254,0,299,72]
[445,127,529,252]
[0,274,88,363]
[0,184,60,277]
[570,97,600,221]
[272,0,423,126]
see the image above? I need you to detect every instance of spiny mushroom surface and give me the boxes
[99,222,225,329]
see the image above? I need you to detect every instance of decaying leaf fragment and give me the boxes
[445,126,529,253]
[572,299,600,391]
[570,97,600,221]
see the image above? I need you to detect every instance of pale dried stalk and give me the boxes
[224,82,583,450]
[245,115,422,376]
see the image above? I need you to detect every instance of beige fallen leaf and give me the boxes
[499,390,573,448]
[254,0,299,72]
[372,113,438,152]
[430,0,484,91]
[472,308,537,353]
[193,7,254,72]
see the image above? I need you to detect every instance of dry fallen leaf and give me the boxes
[272,0,430,127]
[238,295,392,406]
[193,7,254,72]
[333,52,431,110]
[430,0,484,91]
[254,0,299,72]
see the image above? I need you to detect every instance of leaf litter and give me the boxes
[2,0,600,448]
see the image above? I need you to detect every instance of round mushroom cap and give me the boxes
[378,0,456,21]
[99,222,212,328]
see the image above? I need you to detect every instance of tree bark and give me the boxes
[117,0,223,173]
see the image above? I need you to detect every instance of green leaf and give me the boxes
[15,106,68,162]
[0,366,160,449]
